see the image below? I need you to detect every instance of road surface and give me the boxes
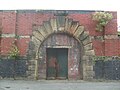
[0,80,120,90]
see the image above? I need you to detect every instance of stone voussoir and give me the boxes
[79,31,89,41]
[37,26,48,38]
[69,21,79,34]
[82,36,92,45]
[74,25,84,38]
[32,36,42,49]
[50,18,57,32]
[43,21,53,35]
[84,43,93,50]
[32,31,44,42]
[85,50,95,56]
[67,18,73,33]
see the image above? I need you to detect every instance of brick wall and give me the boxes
[0,10,119,56]
[1,37,15,55]
[105,39,119,56]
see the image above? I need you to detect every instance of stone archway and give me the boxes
[28,16,95,80]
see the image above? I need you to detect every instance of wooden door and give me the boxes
[46,48,68,80]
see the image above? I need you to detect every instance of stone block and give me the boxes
[84,43,93,50]
[50,18,57,32]
[65,18,69,31]
[26,71,34,76]
[85,66,93,71]
[56,16,66,32]
[94,36,104,40]
[79,31,89,40]
[85,59,93,66]
[66,18,73,32]
[86,71,94,77]
[104,35,118,39]
[29,41,35,50]
[69,21,79,34]
[85,50,95,56]
[32,31,44,42]
[37,26,48,38]
[82,55,89,61]
[56,16,65,28]
[32,36,41,48]
[43,21,53,35]
[1,34,15,38]
[29,60,36,65]
[74,26,84,38]
[28,65,35,71]
[82,36,92,45]
[58,27,65,31]
[27,74,35,79]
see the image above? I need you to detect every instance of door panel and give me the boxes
[46,48,68,79]
[57,49,68,79]
[47,48,56,79]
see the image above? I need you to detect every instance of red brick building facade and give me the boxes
[0,10,120,80]
[0,10,119,56]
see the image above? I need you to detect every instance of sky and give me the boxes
[0,0,120,30]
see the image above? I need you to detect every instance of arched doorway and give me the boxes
[38,33,83,80]
[28,16,95,80]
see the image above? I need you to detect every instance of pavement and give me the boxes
[0,80,120,90]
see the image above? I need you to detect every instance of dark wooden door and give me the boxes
[46,48,68,80]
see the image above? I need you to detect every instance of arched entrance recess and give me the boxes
[29,16,95,80]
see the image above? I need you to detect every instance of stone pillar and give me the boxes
[82,55,94,80]
[27,60,36,79]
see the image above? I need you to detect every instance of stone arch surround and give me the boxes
[28,16,95,80]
